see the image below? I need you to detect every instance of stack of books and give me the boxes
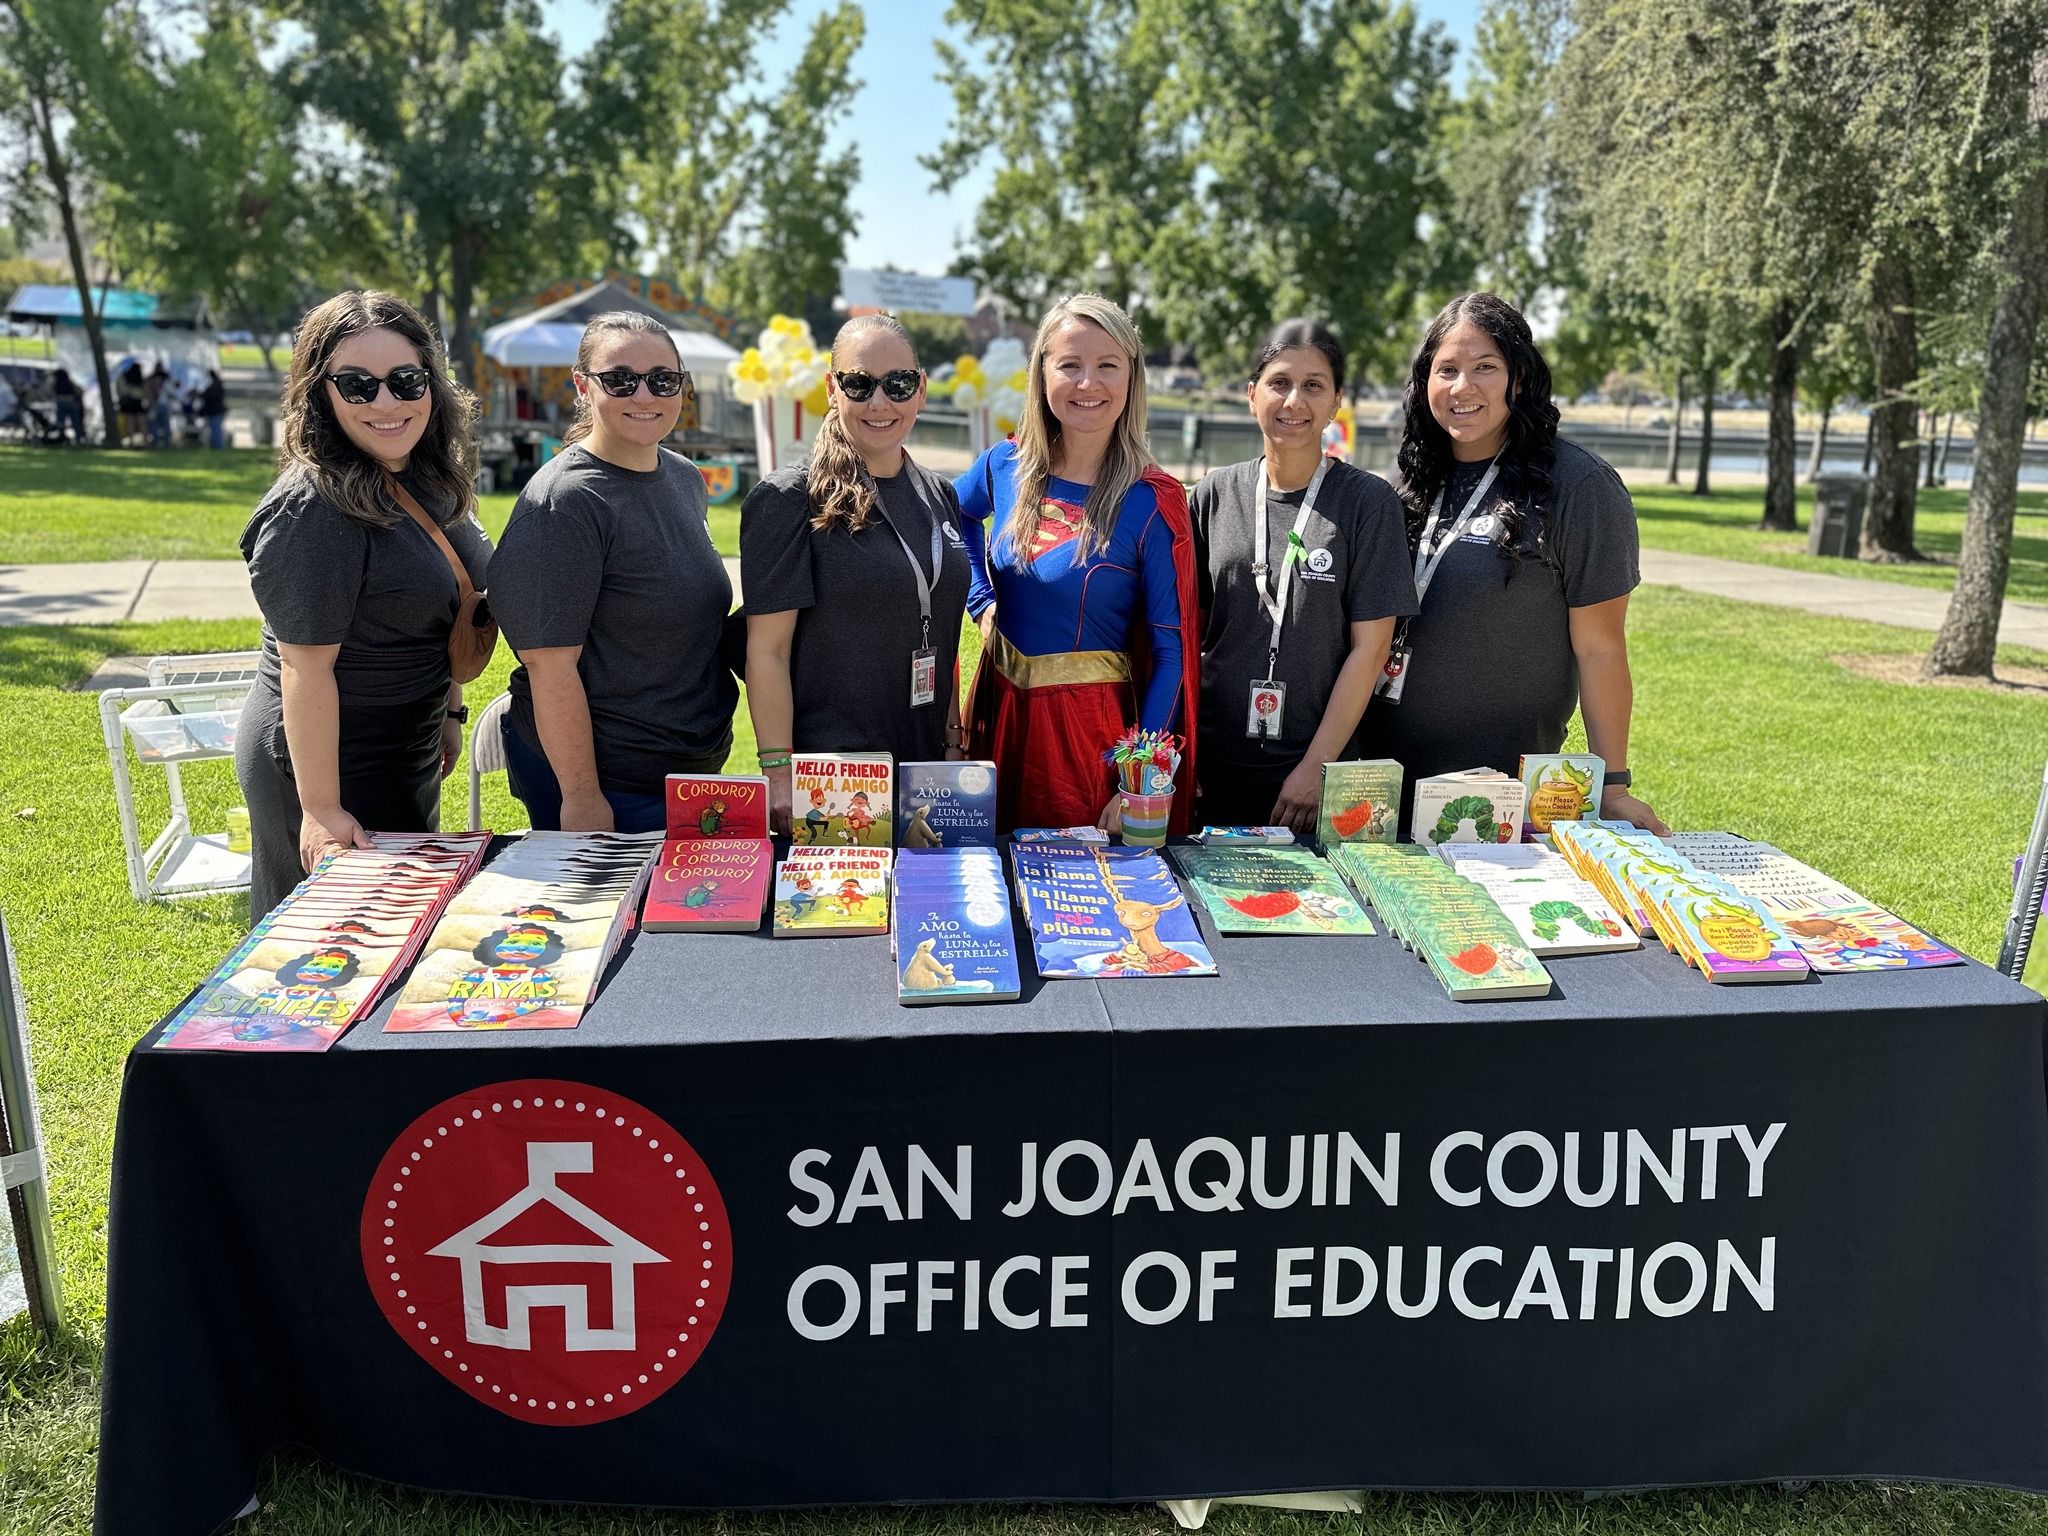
[1435,842,1638,956]
[1550,823,1810,984]
[772,846,893,937]
[1412,768,1527,849]
[156,831,492,1052]
[1011,842,1216,978]
[386,830,661,1030]
[642,774,773,932]
[892,847,1022,1003]
[1172,844,1376,935]
[1330,842,1552,1001]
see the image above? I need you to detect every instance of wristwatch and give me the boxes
[447,704,470,724]
[1606,768,1632,789]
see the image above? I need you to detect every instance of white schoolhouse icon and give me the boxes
[429,1141,668,1353]
[1306,547,1334,574]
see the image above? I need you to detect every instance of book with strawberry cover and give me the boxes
[1518,754,1604,841]
[1172,845,1375,936]
[790,753,894,847]
[1328,841,1551,1000]
[772,848,893,936]
[1318,759,1403,848]
[665,774,769,841]
[643,838,773,932]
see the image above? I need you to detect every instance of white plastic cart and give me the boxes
[97,651,261,901]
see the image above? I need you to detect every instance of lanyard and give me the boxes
[864,467,946,649]
[1251,457,1331,675]
[1411,462,1499,602]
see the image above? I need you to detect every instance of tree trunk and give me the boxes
[1692,365,1716,495]
[1807,401,1833,482]
[1665,369,1684,484]
[1936,413,1956,485]
[1928,157,2048,678]
[1762,306,1799,528]
[1862,412,1875,474]
[448,237,477,391]
[29,85,117,448]
[1922,412,1940,488]
[1862,251,1923,560]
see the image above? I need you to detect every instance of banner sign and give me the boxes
[839,268,979,317]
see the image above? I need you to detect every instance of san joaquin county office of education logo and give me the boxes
[361,1079,732,1425]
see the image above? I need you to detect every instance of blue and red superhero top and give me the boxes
[955,440,1192,734]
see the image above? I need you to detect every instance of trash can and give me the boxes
[1808,475,1869,558]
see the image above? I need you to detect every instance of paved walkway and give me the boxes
[5,548,2045,651]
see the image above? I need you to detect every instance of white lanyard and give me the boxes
[1411,462,1499,602]
[863,466,947,649]
[1252,457,1330,673]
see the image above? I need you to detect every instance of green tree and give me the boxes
[575,0,863,323]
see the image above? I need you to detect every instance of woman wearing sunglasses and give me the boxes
[234,290,490,918]
[741,314,971,835]
[954,293,1200,832]
[488,311,738,832]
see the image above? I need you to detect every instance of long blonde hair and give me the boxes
[563,311,682,447]
[807,313,919,532]
[1003,293,1153,560]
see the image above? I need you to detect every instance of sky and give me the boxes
[538,1,1482,276]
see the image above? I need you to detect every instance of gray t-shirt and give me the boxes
[1357,436,1640,784]
[241,467,491,706]
[1191,458,1417,768]
[740,458,971,762]
[490,445,738,795]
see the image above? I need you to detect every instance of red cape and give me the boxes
[1134,467,1202,834]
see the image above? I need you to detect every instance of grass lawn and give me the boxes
[0,337,276,370]
[5,590,2048,1530]
[0,446,741,562]
[1632,483,2048,605]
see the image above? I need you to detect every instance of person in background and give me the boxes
[50,368,84,443]
[955,293,1200,832]
[1189,320,1416,833]
[145,363,174,447]
[201,369,228,450]
[1357,291,1667,832]
[233,290,490,918]
[116,361,146,445]
[742,314,970,835]
[489,311,737,833]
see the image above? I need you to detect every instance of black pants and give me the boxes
[234,682,446,920]
[1194,753,1299,830]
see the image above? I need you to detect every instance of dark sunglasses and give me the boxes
[325,366,432,405]
[580,366,691,398]
[834,368,921,403]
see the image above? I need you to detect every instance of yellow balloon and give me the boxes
[802,382,830,417]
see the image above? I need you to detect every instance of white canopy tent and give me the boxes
[481,316,740,371]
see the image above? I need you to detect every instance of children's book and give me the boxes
[790,753,894,847]
[643,838,773,932]
[1196,825,1295,845]
[1318,759,1404,848]
[1411,769,1526,849]
[665,774,770,841]
[1328,841,1552,1001]
[893,848,1021,1003]
[1172,845,1376,936]
[1518,754,1604,841]
[156,835,491,1052]
[1010,842,1216,978]
[1436,843,1638,956]
[897,760,998,847]
[385,830,659,1031]
[772,847,893,936]
[1013,826,1110,844]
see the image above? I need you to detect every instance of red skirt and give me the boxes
[984,670,1134,832]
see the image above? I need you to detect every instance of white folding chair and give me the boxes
[467,690,514,832]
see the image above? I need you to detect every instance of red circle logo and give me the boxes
[361,1079,732,1425]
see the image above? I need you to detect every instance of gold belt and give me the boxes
[988,630,1131,689]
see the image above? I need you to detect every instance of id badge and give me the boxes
[1375,644,1410,703]
[910,647,938,708]
[1246,679,1286,738]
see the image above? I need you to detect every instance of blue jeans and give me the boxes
[501,715,667,833]
[206,413,226,449]
[55,402,83,442]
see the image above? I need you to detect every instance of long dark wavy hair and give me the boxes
[277,290,478,530]
[1395,292,1559,569]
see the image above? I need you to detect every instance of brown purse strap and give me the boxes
[384,473,475,602]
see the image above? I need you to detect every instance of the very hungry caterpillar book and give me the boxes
[1411,769,1526,849]
[790,753,894,847]
[1171,845,1375,936]
[1010,842,1216,978]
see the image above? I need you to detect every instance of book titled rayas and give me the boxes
[643,839,772,932]
[1011,842,1216,978]
[1173,845,1375,936]
[897,760,997,847]
[385,830,659,1031]
[790,753,893,847]
[773,848,893,936]
[665,773,769,841]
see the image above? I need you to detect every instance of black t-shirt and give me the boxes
[241,467,492,706]
[740,458,971,762]
[490,445,738,795]
[1356,436,1640,783]
[1191,458,1417,769]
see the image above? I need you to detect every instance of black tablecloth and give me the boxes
[96,874,2048,1536]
